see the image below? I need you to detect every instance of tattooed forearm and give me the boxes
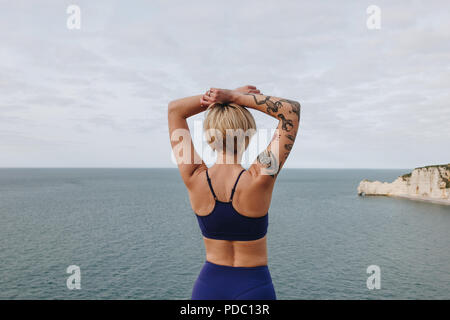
[244,93,269,106]
[266,100,283,114]
[284,143,293,151]
[277,114,294,132]
[243,94,300,124]
[244,94,283,115]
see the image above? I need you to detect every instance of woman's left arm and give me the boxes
[168,95,207,186]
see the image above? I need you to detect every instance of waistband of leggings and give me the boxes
[205,260,269,271]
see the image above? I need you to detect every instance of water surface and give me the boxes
[0,168,449,299]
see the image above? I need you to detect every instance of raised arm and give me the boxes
[201,86,301,182]
[236,92,300,178]
[168,95,207,186]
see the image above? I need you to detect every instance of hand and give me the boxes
[200,88,240,107]
[234,85,261,94]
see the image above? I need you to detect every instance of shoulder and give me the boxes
[246,165,277,190]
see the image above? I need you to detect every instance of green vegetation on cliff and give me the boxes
[401,172,411,181]
[416,164,450,170]
[399,164,450,188]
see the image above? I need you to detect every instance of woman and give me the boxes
[168,85,300,300]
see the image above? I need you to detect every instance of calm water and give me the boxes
[0,168,449,299]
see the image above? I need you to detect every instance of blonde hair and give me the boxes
[204,103,256,154]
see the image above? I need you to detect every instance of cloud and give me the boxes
[0,0,449,168]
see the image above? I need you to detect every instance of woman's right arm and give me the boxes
[201,87,301,181]
[168,95,207,186]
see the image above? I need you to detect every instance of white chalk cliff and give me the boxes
[357,164,450,205]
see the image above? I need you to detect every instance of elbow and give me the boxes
[278,99,301,128]
[168,100,178,116]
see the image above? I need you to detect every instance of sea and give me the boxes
[0,168,449,299]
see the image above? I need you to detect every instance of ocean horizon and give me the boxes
[1,168,449,299]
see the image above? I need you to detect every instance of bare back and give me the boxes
[188,165,275,267]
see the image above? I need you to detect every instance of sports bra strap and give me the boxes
[205,169,217,200]
[230,169,246,201]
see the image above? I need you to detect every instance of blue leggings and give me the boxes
[191,261,276,300]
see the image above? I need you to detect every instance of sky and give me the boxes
[0,0,449,168]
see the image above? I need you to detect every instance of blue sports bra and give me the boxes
[195,169,269,241]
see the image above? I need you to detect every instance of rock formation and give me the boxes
[357,164,450,205]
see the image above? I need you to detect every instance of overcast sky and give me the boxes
[1,0,449,168]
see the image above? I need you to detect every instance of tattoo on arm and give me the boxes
[244,94,283,115]
[277,114,294,132]
[286,134,296,142]
[279,99,301,121]
[257,149,279,178]
[245,94,300,174]
[244,95,300,123]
